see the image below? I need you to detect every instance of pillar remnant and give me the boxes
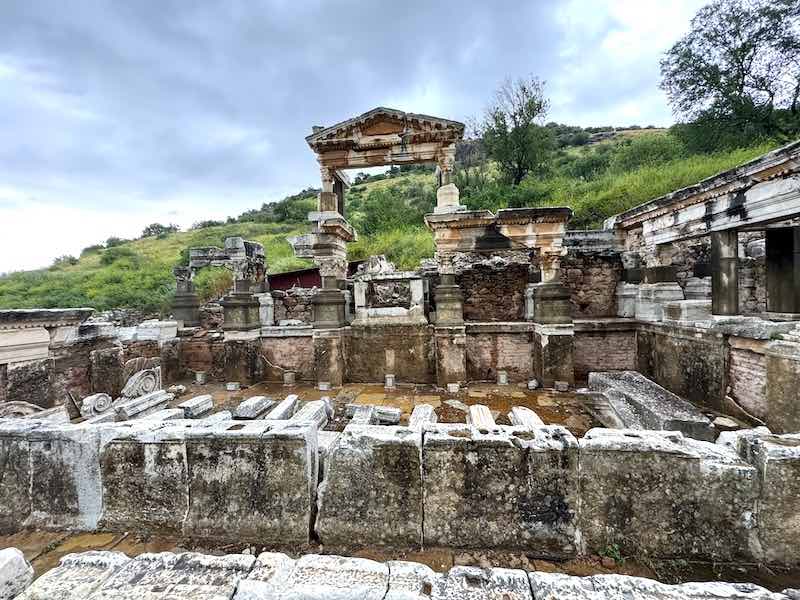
[171,267,200,328]
[711,230,740,316]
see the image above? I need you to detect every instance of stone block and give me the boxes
[184,422,317,544]
[635,282,684,322]
[289,400,328,429]
[533,324,575,387]
[508,406,544,429]
[0,419,41,532]
[423,424,580,557]
[0,547,33,600]
[528,572,784,599]
[236,553,388,600]
[14,551,130,600]
[264,394,299,420]
[199,410,232,425]
[578,429,759,561]
[588,371,715,441]
[409,404,437,429]
[748,433,800,564]
[615,282,638,318]
[141,408,185,421]
[468,404,495,429]
[233,396,276,419]
[316,425,423,547]
[345,403,401,424]
[177,394,213,418]
[386,560,438,600]
[663,299,712,323]
[88,551,255,600]
[432,566,532,600]
[348,404,377,425]
[99,426,189,535]
[115,390,172,420]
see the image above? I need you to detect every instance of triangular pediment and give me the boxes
[306,107,464,150]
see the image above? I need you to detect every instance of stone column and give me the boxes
[434,144,464,214]
[530,251,572,324]
[433,253,464,326]
[172,267,200,328]
[711,230,739,316]
[766,226,800,315]
[312,256,348,329]
[318,166,339,213]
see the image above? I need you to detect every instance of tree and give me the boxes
[141,223,179,238]
[660,0,800,146]
[480,76,555,184]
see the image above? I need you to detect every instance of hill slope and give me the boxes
[0,135,780,314]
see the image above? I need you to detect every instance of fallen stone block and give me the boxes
[184,422,317,544]
[199,410,232,425]
[423,424,580,557]
[0,547,34,600]
[432,566,532,600]
[289,400,328,429]
[236,554,388,600]
[468,404,496,429]
[345,404,402,424]
[141,408,184,421]
[88,551,254,600]
[99,426,189,535]
[14,551,130,600]
[0,419,41,532]
[386,560,439,600]
[349,404,377,425]
[663,299,712,323]
[508,406,544,429]
[578,428,759,561]
[264,394,299,420]
[748,433,800,564]
[178,394,213,418]
[529,571,787,599]
[317,425,423,547]
[115,390,172,420]
[234,396,276,419]
[588,371,715,441]
[409,404,437,429]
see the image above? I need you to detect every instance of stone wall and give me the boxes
[261,334,315,382]
[561,252,621,318]
[573,326,636,381]
[465,324,533,382]
[454,253,530,322]
[5,418,799,565]
[637,323,727,411]
[728,339,768,420]
[272,288,315,324]
[345,324,435,383]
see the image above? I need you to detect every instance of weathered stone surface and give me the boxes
[264,394,299,420]
[15,551,130,600]
[663,299,712,323]
[345,404,403,424]
[636,282,684,322]
[80,393,115,418]
[386,560,439,600]
[233,396,276,419]
[115,390,172,420]
[589,371,715,441]
[0,547,33,600]
[184,422,317,543]
[120,367,162,399]
[99,426,189,534]
[529,571,787,599]
[432,566,532,600]
[236,553,388,600]
[0,419,41,532]
[467,404,495,429]
[89,551,254,600]
[178,394,213,418]
[142,408,185,421]
[348,404,377,424]
[508,406,545,429]
[289,400,328,429]
[409,404,437,429]
[747,433,800,564]
[578,429,759,561]
[316,425,423,547]
[423,424,579,556]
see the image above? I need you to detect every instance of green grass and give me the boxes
[0,139,781,313]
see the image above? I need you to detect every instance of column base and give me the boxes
[434,326,466,386]
[173,292,201,328]
[434,284,464,326]
[531,282,572,324]
[221,292,261,331]
[313,288,347,329]
[533,323,574,387]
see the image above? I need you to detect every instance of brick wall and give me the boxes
[465,331,533,382]
[573,330,636,381]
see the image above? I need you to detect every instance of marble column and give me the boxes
[711,230,739,316]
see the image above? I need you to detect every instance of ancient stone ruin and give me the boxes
[2,109,800,598]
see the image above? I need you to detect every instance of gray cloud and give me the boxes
[0,0,703,271]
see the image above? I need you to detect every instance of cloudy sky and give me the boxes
[0,0,707,273]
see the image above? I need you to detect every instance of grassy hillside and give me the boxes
[0,133,781,314]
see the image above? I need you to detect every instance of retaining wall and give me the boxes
[2,417,799,565]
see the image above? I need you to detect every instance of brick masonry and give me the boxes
[574,330,636,381]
